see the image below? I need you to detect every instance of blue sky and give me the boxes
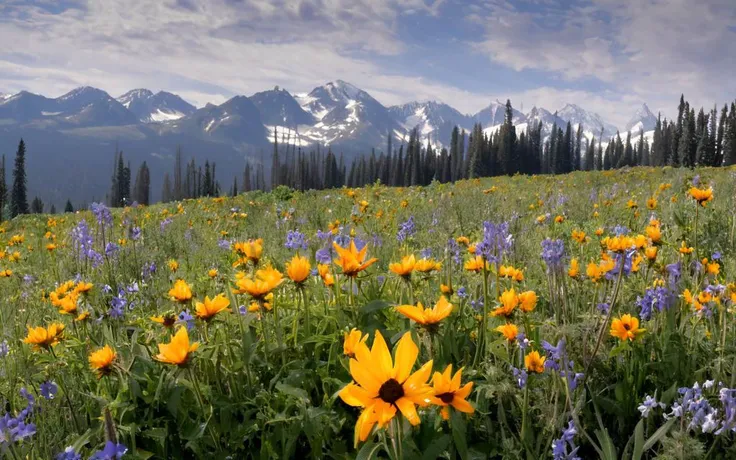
[1,0,735,128]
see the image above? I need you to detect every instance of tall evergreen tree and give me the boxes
[64,199,74,213]
[0,155,6,220]
[31,196,43,214]
[10,139,29,217]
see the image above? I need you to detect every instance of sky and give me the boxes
[1,0,735,129]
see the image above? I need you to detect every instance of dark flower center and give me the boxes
[623,323,631,331]
[436,392,455,404]
[163,316,176,327]
[378,378,405,404]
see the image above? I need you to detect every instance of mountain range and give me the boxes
[0,80,655,206]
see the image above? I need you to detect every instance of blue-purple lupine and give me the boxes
[285,230,307,251]
[512,367,528,389]
[551,420,581,460]
[477,221,513,263]
[90,202,113,229]
[396,216,416,242]
[40,381,58,400]
[70,220,104,268]
[637,286,675,321]
[638,395,665,418]
[0,388,37,446]
[89,441,128,460]
[56,446,82,460]
[541,238,565,271]
[542,340,584,390]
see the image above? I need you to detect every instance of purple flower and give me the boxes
[105,242,120,258]
[397,216,416,242]
[597,303,610,315]
[541,239,565,270]
[637,286,674,321]
[90,441,128,460]
[0,340,8,358]
[712,251,722,260]
[129,226,141,241]
[457,287,467,298]
[285,230,307,251]
[371,233,383,248]
[419,247,432,259]
[56,446,82,460]
[638,395,665,418]
[353,237,367,251]
[477,221,513,263]
[512,367,528,389]
[90,202,113,229]
[551,420,581,460]
[315,247,333,265]
[177,310,195,330]
[142,262,157,278]
[40,381,58,400]
[218,239,231,250]
[447,238,461,265]
[71,220,103,268]
[316,229,331,240]
[160,217,173,233]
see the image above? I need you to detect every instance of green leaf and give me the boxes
[451,410,469,460]
[360,300,391,314]
[275,382,310,402]
[642,417,676,451]
[421,434,451,460]
[356,440,384,460]
[632,419,645,460]
[594,428,617,460]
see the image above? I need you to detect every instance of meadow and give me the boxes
[1,166,736,459]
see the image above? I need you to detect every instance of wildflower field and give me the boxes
[2,167,736,459]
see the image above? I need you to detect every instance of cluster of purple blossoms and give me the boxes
[159,217,173,233]
[542,339,584,391]
[447,238,462,265]
[107,282,139,319]
[0,388,36,446]
[217,239,231,250]
[511,367,528,389]
[605,250,637,280]
[396,216,416,242]
[71,220,104,267]
[551,420,581,460]
[476,221,513,263]
[142,262,157,279]
[637,286,675,321]
[285,230,307,251]
[541,239,566,270]
[105,242,121,259]
[129,226,141,241]
[40,381,58,400]
[56,446,82,460]
[419,247,432,259]
[90,202,113,229]
[0,340,9,358]
[177,310,195,330]
[638,394,666,418]
[89,441,128,460]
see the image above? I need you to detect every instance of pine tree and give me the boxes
[716,104,727,166]
[64,199,74,213]
[174,147,183,200]
[574,123,583,171]
[49,204,56,214]
[0,155,6,220]
[271,128,280,190]
[133,162,150,205]
[31,196,43,214]
[161,173,172,203]
[10,138,29,217]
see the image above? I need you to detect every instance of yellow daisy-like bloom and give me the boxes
[46,243,57,252]
[208,268,219,279]
[233,266,284,300]
[155,327,200,367]
[568,258,580,278]
[168,279,193,303]
[89,345,116,377]
[343,328,369,358]
[498,265,524,282]
[610,314,646,342]
[286,254,311,285]
[194,293,231,321]
[389,254,416,278]
[317,263,335,287]
[491,288,518,317]
[456,236,470,246]
[646,197,657,210]
[332,240,378,278]
[554,215,565,224]
[525,351,546,373]
[23,323,65,350]
[430,365,474,420]
[626,199,638,209]
[688,186,713,206]
[707,261,720,275]
[679,241,694,255]
[396,296,453,328]
[646,225,661,244]
[595,227,604,236]
[602,235,637,253]
[645,246,658,261]
[0,269,12,278]
[74,281,93,294]
[151,313,177,328]
[414,258,441,274]
[571,229,587,244]
[338,331,434,446]
[464,256,488,273]
[168,259,179,272]
[233,238,263,265]
[57,292,79,315]
[75,311,90,322]
[495,323,518,341]
[518,290,538,313]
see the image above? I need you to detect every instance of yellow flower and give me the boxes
[440,284,453,295]
[495,323,518,341]
[389,255,416,278]
[208,268,219,279]
[645,246,658,261]
[595,227,604,236]
[602,235,637,253]
[75,311,90,322]
[525,351,546,373]
[456,236,470,246]
[396,296,453,328]
[155,327,200,366]
[464,256,488,273]
[646,197,657,210]
[430,365,474,420]
[518,290,538,313]
[89,345,116,377]
[195,294,231,320]
[498,265,524,281]
[492,288,518,317]
[46,243,57,252]
[317,263,335,287]
[233,266,283,300]
[554,215,565,224]
[688,186,713,206]
[332,240,378,277]
[679,241,694,255]
[74,281,93,294]
[23,323,65,350]
[168,259,179,272]
[233,238,263,265]
[286,254,311,285]
[151,314,177,328]
[627,199,638,209]
[536,215,547,224]
[169,279,193,303]
[414,258,441,273]
[571,229,587,244]
[568,258,579,278]
[343,328,369,358]
[610,314,645,342]
[338,331,433,446]
[0,269,11,278]
[646,225,661,244]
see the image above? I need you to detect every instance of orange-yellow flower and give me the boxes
[168,259,179,272]
[707,261,720,276]
[233,238,263,265]
[495,323,518,341]
[317,263,335,287]
[464,256,488,273]
[525,351,546,373]
[195,293,231,320]
[571,229,587,244]
[414,258,441,273]
[233,265,283,299]
[646,225,661,244]
[610,314,645,342]
[396,296,453,328]
[518,290,538,312]
[646,197,657,210]
[23,323,65,350]
[679,241,694,255]
[343,328,369,358]
[332,240,378,277]
[389,254,416,278]
[169,279,193,303]
[491,288,519,317]
[568,258,579,278]
[151,314,177,328]
[286,254,311,285]
[155,327,199,366]
[208,268,219,279]
[338,331,433,446]
[645,246,658,261]
[430,365,474,420]
[440,284,453,295]
[498,265,524,281]
[688,186,713,206]
[89,345,116,377]
[602,235,637,253]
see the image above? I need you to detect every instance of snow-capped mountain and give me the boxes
[388,101,473,146]
[0,91,57,122]
[117,89,196,122]
[169,95,268,145]
[625,103,657,134]
[474,100,527,127]
[250,87,315,128]
[295,80,404,150]
[556,103,618,138]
